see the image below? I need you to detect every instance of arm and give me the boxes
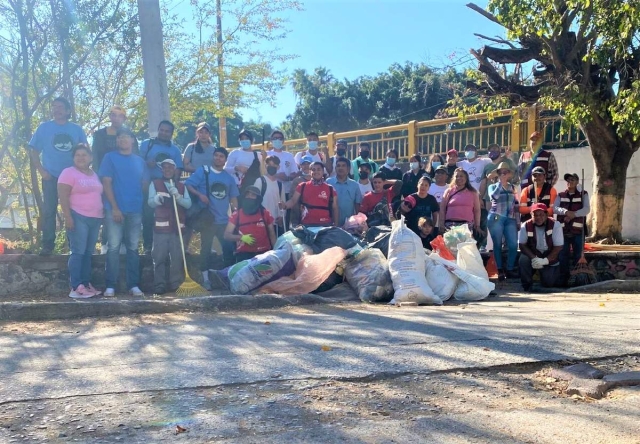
[57,183,74,230]
[183,148,196,173]
[478,177,489,199]
[280,191,300,210]
[147,182,159,208]
[325,154,334,176]
[223,220,239,242]
[473,192,481,228]
[547,188,557,217]
[187,184,209,206]
[267,224,277,247]
[224,152,240,176]
[519,188,529,215]
[439,189,450,229]
[229,197,238,213]
[519,242,537,259]
[102,177,123,223]
[332,190,339,226]
[552,194,564,215]
[176,185,192,209]
[574,192,591,217]
[385,179,402,197]
[29,149,51,180]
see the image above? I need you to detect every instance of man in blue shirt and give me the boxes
[327,157,362,227]
[186,147,239,290]
[99,128,149,297]
[139,120,183,254]
[28,97,88,255]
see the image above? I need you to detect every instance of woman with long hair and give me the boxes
[439,168,483,241]
[183,122,217,174]
[424,153,445,179]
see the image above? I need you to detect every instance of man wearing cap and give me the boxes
[554,173,591,284]
[428,165,449,203]
[99,128,149,297]
[267,130,298,199]
[92,105,138,173]
[327,139,349,178]
[457,144,492,189]
[224,186,277,262]
[147,159,192,294]
[518,131,558,188]
[518,203,564,291]
[327,157,362,227]
[445,149,459,182]
[519,165,556,223]
[253,155,286,236]
[29,97,88,255]
[351,142,379,181]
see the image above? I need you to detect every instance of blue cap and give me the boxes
[300,155,314,164]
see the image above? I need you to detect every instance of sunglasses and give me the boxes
[498,171,510,176]
[402,202,414,210]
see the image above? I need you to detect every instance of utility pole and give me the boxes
[138,0,170,136]
[216,0,227,147]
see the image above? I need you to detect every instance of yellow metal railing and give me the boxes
[245,105,586,162]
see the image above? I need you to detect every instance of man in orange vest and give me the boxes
[518,203,564,291]
[519,166,556,223]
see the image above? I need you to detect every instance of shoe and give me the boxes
[202,280,212,291]
[522,284,532,292]
[69,284,95,299]
[154,286,166,295]
[104,288,115,297]
[506,269,519,279]
[39,248,53,256]
[129,286,144,296]
[86,283,102,296]
[498,271,506,282]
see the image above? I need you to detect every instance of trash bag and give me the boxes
[365,225,393,257]
[456,241,489,280]
[343,212,368,235]
[291,226,361,254]
[258,246,347,296]
[313,271,344,294]
[344,248,394,303]
[274,230,315,263]
[444,224,474,254]
[430,235,455,261]
[229,248,296,294]
[388,218,441,305]
[425,253,459,302]
[451,267,494,301]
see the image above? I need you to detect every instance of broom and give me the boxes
[171,180,209,296]
[568,169,598,287]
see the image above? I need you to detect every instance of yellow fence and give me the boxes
[247,105,587,162]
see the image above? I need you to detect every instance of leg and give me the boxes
[168,233,185,291]
[487,214,504,270]
[570,235,583,266]
[123,212,142,290]
[215,224,235,268]
[559,237,572,285]
[104,210,124,289]
[152,232,169,292]
[477,208,489,249]
[503,217,519,272]
[540,264,561,288]
[67,211,90,290]
[41,177,59,252]
[142,186,153,253]
[80,216,101,286]
[199,226,215,272]
[519,254,534,290]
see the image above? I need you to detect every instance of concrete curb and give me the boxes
[0,293,340,322]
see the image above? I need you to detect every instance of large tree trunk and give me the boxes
[581,114,637,243]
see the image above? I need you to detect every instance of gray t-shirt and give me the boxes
[183,143,217,171]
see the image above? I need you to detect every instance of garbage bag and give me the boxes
[343,212,368,235]
[344,248,394,303]
[258,246,347,296]
[291,225,361,254]
[229,248,296,294]
[430,235,455,261]
[429,252,494,301]
[425,252,459,302]
[443,224,474,254]
[365,225,392,258]
[388,218,441,305]
[313,271,344,294]
[456,241,489,280]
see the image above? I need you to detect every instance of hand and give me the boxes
[65,217,74,231]
[167,186,179,197]
[198,194,209,205]
[504,147,512,158]
[235,165,248,174]
[240,234,255,245]
[531,257,544,269]
[40,170,53,181]
[564,211,576,221]
[538,257,549,267]
[153,194,165,206]
[278,201,287,210]
[111,208,123,223]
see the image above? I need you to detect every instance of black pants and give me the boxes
[519,255,561,288]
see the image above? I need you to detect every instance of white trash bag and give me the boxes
[429,251,494,301]
[425,252,459,302]
[388,218,441,305]
[456,241,489,280]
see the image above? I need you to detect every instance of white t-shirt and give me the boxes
[224,149,263,186]
[254,175,286,224]
[428,184,449,203]
[267,149,297,194]
[294,150,324,166]
[518,220,564,264]
[358,181,373,197]
[457,158,491,189]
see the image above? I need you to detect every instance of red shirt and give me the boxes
[360,190,393,215]
[296,181,337,226]
[230,208,275,253]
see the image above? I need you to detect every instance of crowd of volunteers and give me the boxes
[29,97,589,298]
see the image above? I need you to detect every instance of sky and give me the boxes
[177,0,505,126]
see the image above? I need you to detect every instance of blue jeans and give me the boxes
[560,234,583,283]
[42,176,59,251]
[67,211,102,289]
[487,213,518,271]
[105,210,142,289]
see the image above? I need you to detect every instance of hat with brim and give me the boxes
[403,195,417,209]
[196,122,211,132]
[564,173,579,181]
[160,158,176,167]
[531,166,546,175]
[496,161,513,174]
[447,149,458,156]
[530,202,548,213]
[435,165,448,173]
[244,185,261,197]
[300,155,314,165]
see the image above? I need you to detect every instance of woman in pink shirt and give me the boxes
[58,144,104,298]
[439,168,483,238]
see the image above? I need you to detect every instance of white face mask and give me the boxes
[465,151,476,160]
[271,140,284,150]
[240,140,251,150]
[308,141,318,151]
[410,162,419,170]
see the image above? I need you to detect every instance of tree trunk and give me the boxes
[581,115,637,243]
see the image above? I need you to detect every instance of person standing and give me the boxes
[140,120,183,254]
[379,149,403,181]
[445,149,459,182]
[438,168,482,238]
[357,163,374,197]
[360,173,402,227]
[428,165,449,203]
[28,97,88,255]
[186,147,239,290]
[327,139,349,178]
[267,130,298,199]
[293,132,329,168]
[148,159,192,295]
[92,105,138,173]
[554,173,591,285]
[327,157,362,227]
[479,144,517,213]
[424,153,445,180]
[288,155,313,226]
[224,129,264,189]
[58,144,103,298]
[183,122,217,174]
[254,155,286,236]
[401,155,426,198]
[519,166,556,223]
[518,131,558,188]
[99,128,148,297]
[351,142,379,181]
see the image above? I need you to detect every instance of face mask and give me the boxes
[360,150,370,159]
[336,149,346,157]
[488,152,500,160]
[465,151,476,160]
[410,162,419,170]
[386,157,396,166]
[271,140,284,150]
[241,197,262,215]
[359,172,369,180]
[266,166,278,176]
[307,141,318,150]
[240,140,251,150]
[431,161,441,168]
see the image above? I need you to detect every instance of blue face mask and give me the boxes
[308,141,318,151]
[465,151,476,160]
[240,140,251,150]
[271,140,284,150]
[431,161,441,168]
[386,157,396,166]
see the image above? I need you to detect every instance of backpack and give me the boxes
[238,151,261,201]
[234,206,272,248]
[299,182,334,218]
[260,176,283,199]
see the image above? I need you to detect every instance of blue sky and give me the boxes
[199,0,504,125]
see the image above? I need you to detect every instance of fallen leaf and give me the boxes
[264,321,271,325]
[175,425,188,434]
[599,303,605,307]
[321,345,332,352]
[483,347,490,351]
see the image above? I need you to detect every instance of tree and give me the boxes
[463,1,640,242]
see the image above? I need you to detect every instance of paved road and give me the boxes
[1,292,639,442]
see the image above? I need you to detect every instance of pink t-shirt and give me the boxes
[58,167,104,218]
[444,188,476,223]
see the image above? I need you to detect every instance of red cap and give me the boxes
[530,202,548,213]
[403,195,417,209]
[447,149,458,156]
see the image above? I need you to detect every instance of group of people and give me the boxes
[30,97,588,298]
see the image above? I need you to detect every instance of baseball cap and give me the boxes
[531,166,546,175]
[160,158,176,166]
[196,122,211,131]
[300,155,314,164]
[244,185,261,196]
[435,165,448,173]
[530,202,548,213]
[564,173,579,181]
[336,139,347,145]
[403,195,417,209]
[447,149,458,156]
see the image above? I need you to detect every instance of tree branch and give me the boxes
[474,33,517,49]
[466,3,502,27]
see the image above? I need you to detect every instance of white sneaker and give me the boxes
[104,288,115,297]
[129,286,144,296]
[69,284,95,299]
